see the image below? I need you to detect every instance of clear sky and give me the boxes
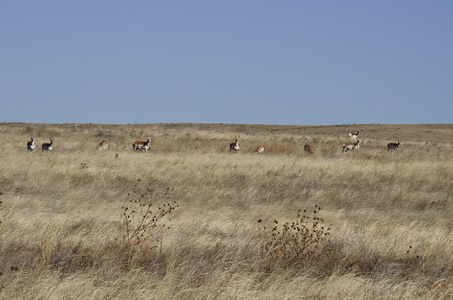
[2,1,452,125]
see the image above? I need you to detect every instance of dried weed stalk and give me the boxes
[0,192,3,233]
[260,205,331,266]
[121,179,178,253]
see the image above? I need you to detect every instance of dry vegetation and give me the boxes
[0,122,452,299]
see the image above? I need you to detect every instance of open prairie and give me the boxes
[1,122,452,299]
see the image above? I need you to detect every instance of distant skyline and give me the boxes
[2,1,452,125]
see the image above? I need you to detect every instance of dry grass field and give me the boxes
[0,122,452,299]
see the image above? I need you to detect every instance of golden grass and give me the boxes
[0,122,452,299]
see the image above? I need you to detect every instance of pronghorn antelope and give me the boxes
[98,140,108,150]
[132,137,151,152]
[254,145,264,154]
[342,139,360,153]
[27,136,35,151]
[348,131,360,139]
[304,144,314,155]
[41,139,53,152]
[229,136,240,152]
[387,140,400,151]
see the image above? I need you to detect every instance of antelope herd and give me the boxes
[25,130,402,155]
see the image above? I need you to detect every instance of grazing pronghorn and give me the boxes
[348,131,360,139]
[27,136,35,151]
[304,144,314,155]
[342,139,360,153]
[254,145,264,154]
[132,137,151,152]
[98,140,108,150]
[41,139,53,152]
[229,136,240,153]
[387,140,400,151]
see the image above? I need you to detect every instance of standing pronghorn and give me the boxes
[229,136,240,153]
[348,131,360,139]
[304,144,314,155]
[98,140,108,150]
[342,139,360,153]
[133,137,151,152]
[27,136,35,151]
[41,139,53,152]
[254,145,264,154]
[387,140,400,151]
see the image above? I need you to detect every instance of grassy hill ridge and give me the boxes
[0,123,452,299]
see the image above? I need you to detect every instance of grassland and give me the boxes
[0,122,452,299]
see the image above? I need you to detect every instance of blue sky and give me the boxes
[2,1,452,125]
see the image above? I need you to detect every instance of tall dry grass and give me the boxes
[0,122,452,299]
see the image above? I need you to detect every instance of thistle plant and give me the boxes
[260,205,331,266]
[121,179,178,253]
